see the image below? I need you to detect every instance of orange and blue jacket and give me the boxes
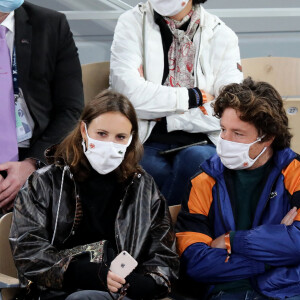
[176,148,300,299]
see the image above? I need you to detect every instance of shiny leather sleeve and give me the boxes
[138,174,180,297]
[9,167,103,290]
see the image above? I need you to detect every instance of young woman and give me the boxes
[10,90,179,300]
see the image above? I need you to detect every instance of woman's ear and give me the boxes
[80,121,87,143]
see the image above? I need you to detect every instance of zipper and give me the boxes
[60,167,80,244]
[194,26,204,81]
[195,22,221,81]
[114,173,140,253]
[216,182,227,233]
[51,165,68,245]
[213,22,221,31]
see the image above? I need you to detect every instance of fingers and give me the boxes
[0,160,35,208]
[281,207,298,226]
[0,188,17,209]
[0,176,18,209]
[0,172,21,200]
[0,165,22,209]
[107,271,126,293]
[0,162,11,172]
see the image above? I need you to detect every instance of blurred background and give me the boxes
[26,0,300,64]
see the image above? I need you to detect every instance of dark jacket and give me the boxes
[15,2,84,161]
[176,148,300,299]
[9,159,179,298]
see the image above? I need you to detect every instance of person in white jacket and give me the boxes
[110,0,243,205]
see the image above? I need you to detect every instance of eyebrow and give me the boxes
[96,129,129,135]
[96,129,109,133]
[220,125,247,133]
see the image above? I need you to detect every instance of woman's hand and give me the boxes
[107,270,126,293]
[281,207,298,226]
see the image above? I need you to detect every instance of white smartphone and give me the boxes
[110,251,138,278]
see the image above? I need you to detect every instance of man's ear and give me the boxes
[264,136,275,147]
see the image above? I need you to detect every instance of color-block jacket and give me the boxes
[176,148,300,299]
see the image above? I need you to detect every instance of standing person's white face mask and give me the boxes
[148,0,189,17]
[82,124,132,175]
[216,135,267,170]
[0,0,24,13]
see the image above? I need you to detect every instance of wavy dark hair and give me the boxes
[55,90,143,181]
[213,77,292,150]
[193,0,207,4]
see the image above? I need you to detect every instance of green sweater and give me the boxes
[213,159,272,294]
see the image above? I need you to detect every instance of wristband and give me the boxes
[224,231,231,263]
[192,88,201,106]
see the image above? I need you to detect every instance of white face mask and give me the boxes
[82,124,132,175]
[216,135,267,170]
[149,0,189,17]
[0,0,23,13]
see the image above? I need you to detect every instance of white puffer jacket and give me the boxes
[110,2,243,144]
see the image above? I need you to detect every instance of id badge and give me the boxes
[15,96,33,143]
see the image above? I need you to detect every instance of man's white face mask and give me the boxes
[216,135,267,170]
[148,0,189,17]
[82,124,132,175]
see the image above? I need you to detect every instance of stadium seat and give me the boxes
[241,57,300,153]
[169,204,181,225]
[81,61,110,105]
[0,213,20,300]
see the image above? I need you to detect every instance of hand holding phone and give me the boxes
[110,251,138,278]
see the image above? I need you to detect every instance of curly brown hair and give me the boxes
[55,90,143,181]
[213,77,292,150]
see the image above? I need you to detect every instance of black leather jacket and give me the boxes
[9,162,179,298]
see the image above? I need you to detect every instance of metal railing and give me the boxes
[62,7,300,20]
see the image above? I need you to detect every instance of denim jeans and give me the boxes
[141,142,216,205]
[65,290,132,300]
[209,290,300,300]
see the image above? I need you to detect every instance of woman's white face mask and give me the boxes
[148,0,188,17]
[82,124,132,175]
[216,135,267,170]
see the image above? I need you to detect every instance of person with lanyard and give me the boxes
[110,0,243,205]
[9,90,179,300]
[176,78,300,300]
[0,0,83,214]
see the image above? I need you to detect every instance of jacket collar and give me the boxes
[201,148,297,231]
[202,148,296,179]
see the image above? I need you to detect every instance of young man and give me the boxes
[176,78,300,299]
[0,0,84,213]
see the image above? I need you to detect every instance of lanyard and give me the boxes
[12,47,20,97]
